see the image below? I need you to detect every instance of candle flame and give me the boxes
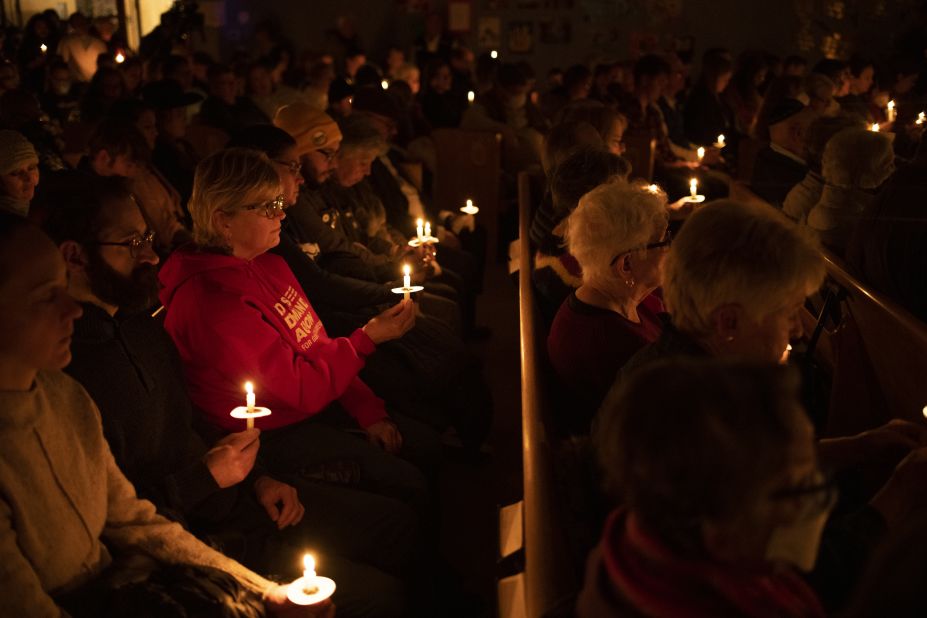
[717,134,725,144]
[381,79,389,90]
[917,111,925,125]
[466,199,473,208]
[40,44,47,52]
[696,146,705,159]
[690,178,697,188]
[870,123,880,132]
[923,405,927,419]
[303,553,315,574]
[887,100,895,111]
[648,184,659,193]
[467,90,475,102]
[115,51,125,64]
[490,50,498,59]
[245,381,253,394]
[402,263,411,276]
[416,217,423,227]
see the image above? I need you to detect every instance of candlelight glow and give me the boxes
[648,184,659,193]
[40,44,47,53]
[696,146,705,161]
[245,381,253,395]
[716,134,725,146]
[467,90,475,103]
[402,264,411,277]
[490,50,498,59]
[917,111,925,125]
[870,123,880,132]
[689,178,698,198]
[115,51,125,64]
[303,554,316,578]
[381,79,389,90]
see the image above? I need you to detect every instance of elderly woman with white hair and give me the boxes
[806,128,895,254]
[547,181,669,431]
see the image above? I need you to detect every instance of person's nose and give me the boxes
[138,243,160,266]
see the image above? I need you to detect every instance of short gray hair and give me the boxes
[566,181,668,284]
[664,200,825,336]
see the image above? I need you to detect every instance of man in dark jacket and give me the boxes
[751,99,816,207]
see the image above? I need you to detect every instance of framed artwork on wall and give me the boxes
[478,16,502,48]
[507,21,534,53]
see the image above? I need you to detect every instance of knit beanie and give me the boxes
[0,130,38,175]
[273,102,342,156]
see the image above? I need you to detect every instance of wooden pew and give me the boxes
[817,252,927,437]
[622,132,657,182]
[498,172,577,617]
[432,128,502,262]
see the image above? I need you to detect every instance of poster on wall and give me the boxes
[507,21,534,53]
[477,16,502,49]
[539,18,571,44]
[448,0,472,32]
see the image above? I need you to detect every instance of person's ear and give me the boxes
[709,303,743,342]
[211,210,233,243]
[59,240,88,276]
[612,253,634,283]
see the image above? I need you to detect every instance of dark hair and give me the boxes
[558,101,624,141]
[550,147,630,216]
[88,121,151,164]
[354,64,383,88]
[634,54,671,82]
[206,62,234,81]
[107,98,155,127]
[496,63,527,89]
[543,120,604,171]
[0,212,37,286]
[596,359,801,555]
[563,64,592,93]
[336,112,385,152]
[730,50,768,98]
[227,124,297,159]
[40,172,134,247]
[812,59,847,82]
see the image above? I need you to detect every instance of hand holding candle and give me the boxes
[917,111,925,126]
[870,122,881,132]
[683,177,705,203]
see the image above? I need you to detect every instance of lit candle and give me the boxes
[887,100,896,123]
[39,43,47,54]
[916,111,925,126]
[286,553,336,606]
[716,134,725,148]
[461,198,479,214]
[870,122,880,132]
[696,146,705,163]
[490,50,498,59]
[245,381,255,414]
[415,218,424,241]
[923,404,927,419]
[467,90,475,104]
[402,263,412,301]
[689,178,698,199]
[424,221,432,238]
[381,79,389,90]
[115,51,125,64]
[648,184,659,193]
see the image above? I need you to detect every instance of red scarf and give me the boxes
[601,509,826,618]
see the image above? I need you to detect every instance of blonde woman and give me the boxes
[547,181,669,430]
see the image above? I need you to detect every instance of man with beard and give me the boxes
[40,172,419,618]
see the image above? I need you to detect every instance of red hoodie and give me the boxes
[158,246,387,432]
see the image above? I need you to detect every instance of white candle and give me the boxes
[40,44,47,54]
[245,382,255,413]
[917,111,925,126]
[467,90,475,104]
[887,100,896,123]
[402,264,411,301]
[424,221,431,238]
[286,552,336,605]
[717,134,725,147]
[415,218,424,241]
[461,198,479,214]
[696,146,705,163]
[870,123,880,132]
[689,178,698,199]
[648,184,659,194]
[490,50,498,59]
[381,79,389,90]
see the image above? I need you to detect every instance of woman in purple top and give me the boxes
[547,181,669,433]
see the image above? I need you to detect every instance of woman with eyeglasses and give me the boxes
[546,181,669,434]
[157,148,433,511]
[581,360,831,617]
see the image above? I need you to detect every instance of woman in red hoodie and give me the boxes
[159,147,432,507]
[580,359,830,617]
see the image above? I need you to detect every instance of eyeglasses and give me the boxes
[273,159,302,175]
[243,195,287,219]
[610,229,673,266]
[92,230,156,258]
[317,148,337,163]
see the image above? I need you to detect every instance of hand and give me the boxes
[204,428,260,488]
[362,300,416,344]
[857,419,927,458]
[870,447,927,526]
[365,419,403,454]
[265,584,335,617]
[254,476,305,530]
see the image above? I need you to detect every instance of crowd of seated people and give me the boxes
[1,4,927,617]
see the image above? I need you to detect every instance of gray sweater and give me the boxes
[0,370,274,617]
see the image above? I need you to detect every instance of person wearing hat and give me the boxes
[750,98,818,208]
[142,78,204,205]
[0,129,39,217]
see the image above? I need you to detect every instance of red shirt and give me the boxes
[548,291,664,416]
[158,246,387,432]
